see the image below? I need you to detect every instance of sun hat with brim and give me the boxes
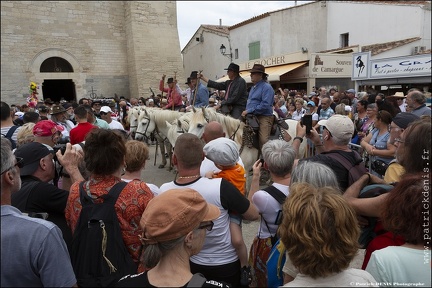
[140,188,220,244]
[13,142,53,176]
[249,64,268,76]
[49,105,66,115]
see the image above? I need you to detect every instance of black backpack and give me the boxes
[2,125,18,149]
[71,181,138,287]
[326,151,368,187]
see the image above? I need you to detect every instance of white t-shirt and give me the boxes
[108,119,125,130]
[252,182,289,239]
[366,246,431,287]
[283,268,377,287]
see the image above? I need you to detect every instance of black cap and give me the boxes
[14,142,53,176]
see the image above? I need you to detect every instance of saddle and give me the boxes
[242,115,290,152]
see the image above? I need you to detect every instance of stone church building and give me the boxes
[1,1,184,104]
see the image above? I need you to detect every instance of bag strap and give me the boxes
[326,150,363,170]
[187,273,207,287]
[5,125,18,139]
[263,185,286,205]
[78,181,128,206]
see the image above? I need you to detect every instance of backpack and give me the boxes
[1,125,18,149]
[326,151,368,187]
[71,181,137,287]
[267,238,287,288]
[261,186,287,288]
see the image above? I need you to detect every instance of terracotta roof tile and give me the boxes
[361,37,421,55]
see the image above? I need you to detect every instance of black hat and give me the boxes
[224,63,240,73]
[167,78,174,84]
[393,112,420,129]
[49,105,66,115]
[62,102,72,110]
[249,64,268,76]
[44,98,54,105]
[190,71,198,79]
[14,142,53,176]
[185,77,191,84]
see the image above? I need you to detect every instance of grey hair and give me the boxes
[357,92,368,100]
[367,103,377,110]
[143,235,186,268]
[409,91,426,105]
[335,104,348,116]
[262,139,295,178]
[291,161,340,192]
[1,137,15,176]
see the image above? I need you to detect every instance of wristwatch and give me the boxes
[293,137,303,143]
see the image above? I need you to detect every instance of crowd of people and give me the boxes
[1,61,431,287]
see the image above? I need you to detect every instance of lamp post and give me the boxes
[219,44,232,62]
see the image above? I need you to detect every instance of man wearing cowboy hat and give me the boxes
[159,75,184,111]
[241,64,275,150]
[49,104,75,143]
[199,63,247,119]
[189,71,209,108]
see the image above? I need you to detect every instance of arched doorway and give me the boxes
[42,79,76,102]
[39,57,77,103]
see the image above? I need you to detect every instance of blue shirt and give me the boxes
[246,80,274,116]
[1,205,76,287]
[193,82,209,108]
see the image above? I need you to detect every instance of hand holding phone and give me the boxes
[301,115,313,134]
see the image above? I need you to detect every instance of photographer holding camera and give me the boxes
[11,141,84,252]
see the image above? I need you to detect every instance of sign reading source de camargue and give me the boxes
[369,54,431,79]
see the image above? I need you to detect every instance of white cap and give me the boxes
[203,138,239,166]
[148,99,154,103]
[100,106,113,113]
[317,115,354,141]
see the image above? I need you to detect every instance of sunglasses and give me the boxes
[99,112,108,116]
[1,157,24,175]
[198,221,214,231]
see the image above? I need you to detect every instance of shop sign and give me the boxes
[309,53,353,78]
[352,52,370,79]
[369,54,431,78]
[240,52,308,70]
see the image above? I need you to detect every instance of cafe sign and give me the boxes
[369,54,431,79]
[309,53,353,78]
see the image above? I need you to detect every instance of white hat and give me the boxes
[100,106,113,113]
[318,115,354,140]
[203,137,239,167]
[14,111,24,117]
[148,99,154,103]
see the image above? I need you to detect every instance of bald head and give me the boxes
[202,121,225,143]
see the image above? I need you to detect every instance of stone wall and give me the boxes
[1,1,184,105]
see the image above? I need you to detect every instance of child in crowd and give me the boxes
[203,137,251,286]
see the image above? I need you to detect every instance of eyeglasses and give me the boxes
[1,157,24,175]
[198,221,214,231]
[323,126,333,137]
[394,138,405,144]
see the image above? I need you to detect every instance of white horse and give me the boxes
[165,111,194,147]
[135,109,186,170]
[185,107,307,174]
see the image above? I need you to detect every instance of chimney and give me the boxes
[219,19,222,27]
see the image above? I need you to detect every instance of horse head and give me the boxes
[166,112,193,147]
[135,109,155,141]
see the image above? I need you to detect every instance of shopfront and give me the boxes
[352,52,431,95]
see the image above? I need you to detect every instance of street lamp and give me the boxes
[219,44,232,61]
